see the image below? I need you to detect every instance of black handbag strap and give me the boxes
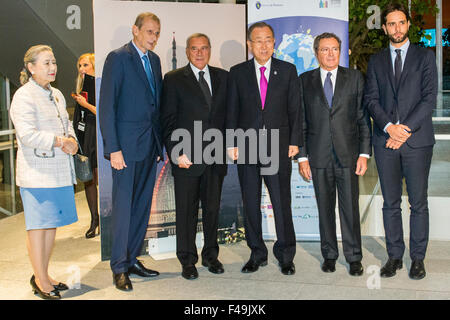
[77,140,85,156]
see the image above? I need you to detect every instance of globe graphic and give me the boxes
[275,32,318,75]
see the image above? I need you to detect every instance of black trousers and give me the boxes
[374,143,433,260]
[311,154,362,263]
[174,166,224,266]
[237,164,296,264]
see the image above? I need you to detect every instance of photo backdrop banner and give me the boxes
[248,0,349,240]
[93,0,246,260]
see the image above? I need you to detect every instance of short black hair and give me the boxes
[382,2,411,26]
[313,32,342,54]
[247,22,275,41]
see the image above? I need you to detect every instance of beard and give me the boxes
[388,31,409,44]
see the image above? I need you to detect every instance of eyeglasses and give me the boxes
[319,47,340,54]
[189,46,210,53]
[250,39,274,46]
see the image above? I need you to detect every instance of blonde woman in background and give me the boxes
[72,53,99,238]
[10,45,78,300]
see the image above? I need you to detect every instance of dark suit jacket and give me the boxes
[364,44,437,148]
[226,58,302,173]
[160,64,228,177]
[299,67,372,168]
[99,41,163,162]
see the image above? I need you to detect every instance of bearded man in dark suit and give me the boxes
[364,2,437,280]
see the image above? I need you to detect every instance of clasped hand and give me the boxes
[56,136,78,155]
[385,124,411,150]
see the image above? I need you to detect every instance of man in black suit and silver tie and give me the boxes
[364,2,438,280]
[160,33,228,280]
[298,32,372,276]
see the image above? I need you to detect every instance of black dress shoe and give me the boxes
[241,259,268,273]
[409,260,426,280]
[380,258,402,278]
[280,262,295,275]
[128,260,160,277]
[113,272,133,291]
[30,275,61,300]
[321,259,336,273]
[182,265,198,280]
[349,261,364,276]
[202,259,224,274]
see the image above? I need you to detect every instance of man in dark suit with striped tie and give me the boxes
[364,2,437,280]
[298,33,372,276]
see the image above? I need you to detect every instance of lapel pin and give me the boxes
[274,71,277,75]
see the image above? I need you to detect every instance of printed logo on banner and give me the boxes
[319,0,341,8]
[256,1,262,9]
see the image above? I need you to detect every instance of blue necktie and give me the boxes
[142,55,156,96]
[324,71,333,108]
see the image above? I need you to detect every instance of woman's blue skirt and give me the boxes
[20,186,78,230]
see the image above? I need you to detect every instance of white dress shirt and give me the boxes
[298,66,369,163]
[320,66,338,93]
[254,58,271,90]
[190,63,212,95]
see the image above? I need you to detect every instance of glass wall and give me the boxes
[442,0,450,115]
[0,74,22,218]
[431,1,450,198]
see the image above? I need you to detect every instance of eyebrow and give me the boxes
[388,20,406,24]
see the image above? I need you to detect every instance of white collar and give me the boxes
[29,77,52,93]
[254,58,271,71]
[389,39,410,54]
[319,66,338,79]
[190,63,209,76]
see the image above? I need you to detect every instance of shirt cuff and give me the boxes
[359,154,370,159]
[297,157,308,163]
[383,122,393,133]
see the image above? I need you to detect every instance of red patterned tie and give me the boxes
[259,66,268,109]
